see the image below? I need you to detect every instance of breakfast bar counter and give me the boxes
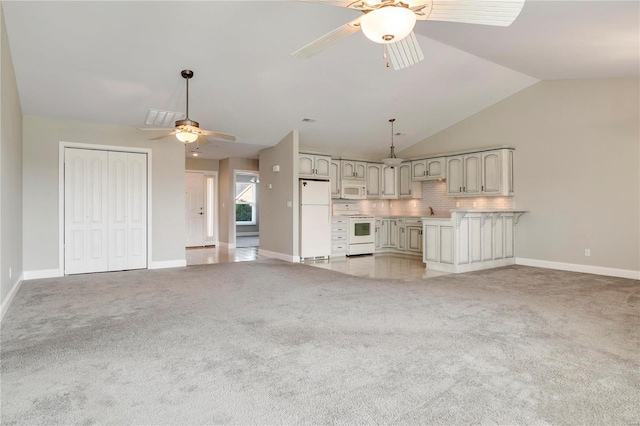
[421,210,527,273]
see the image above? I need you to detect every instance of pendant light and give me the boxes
[382,118,404,167]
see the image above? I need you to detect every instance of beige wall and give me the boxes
[399,79,640,272]
[259,131,299,259]
[22,116,186,272]
[185,157,219,172]
[0,3,23,312]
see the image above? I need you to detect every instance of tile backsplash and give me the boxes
[333,180,515,217]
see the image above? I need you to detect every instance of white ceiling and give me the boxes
[3,1,638,161]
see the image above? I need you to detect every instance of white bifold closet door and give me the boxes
[64,148,147,275]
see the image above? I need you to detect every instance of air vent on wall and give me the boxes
[301,118,317,123]
[145,109,186,127]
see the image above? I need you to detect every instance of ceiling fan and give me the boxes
[141,70,236,144]
[292,0,526,70]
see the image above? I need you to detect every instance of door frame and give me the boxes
[233,170,260,246]
[185,169,219,247]
[58,142,153,275]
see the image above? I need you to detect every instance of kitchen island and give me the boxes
[422,210,527,273]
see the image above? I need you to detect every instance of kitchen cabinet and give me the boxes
[330,159,341,198]
[423,210,525,273]
[375,219,382,250]
[379,218,398,248]
[331,217,348,256]
[405,218,423,253]
[398,163,422,198]
[412,157,445,181]
[342,160,366,181]
[381,165,398,199]
[366,163,382,198]
[397,223,406,251]
[299,153,331,179]
[446,149,514,197]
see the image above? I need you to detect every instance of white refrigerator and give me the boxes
[300,179,331,259]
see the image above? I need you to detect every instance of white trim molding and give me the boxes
[219,242,237,250]
[23,269,63,280]
[149,260,187,269]
[516,258,640,280]
[0,273,24,324]
[258,249,299,263]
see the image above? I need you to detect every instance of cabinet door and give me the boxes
[381,166,398,198]
[469,216,482,263]
[426,157,444,179]
[458,217,470,264]
[439,226,454,264]
[398,163,412,197]
[446,156,464,195]
[397,226,406,250]
[375,221,382,249]
[380,219,390,247]
[354,162,366,180]
[330,160,341,198]
[508,150,514,194]
[463,154,481,194]
[481,151,502,194]
[314,155,331,179]
[412,160,427,181]
[389,220,398,248]
[424,225,438,262]
[407,226,422,252]
[299,154,315,177]
[342,161,355,180]
[505,215,514,258]
[366,163,382,198]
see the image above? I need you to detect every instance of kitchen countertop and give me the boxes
[449,209,528,213]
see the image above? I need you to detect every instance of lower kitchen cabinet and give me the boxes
[375,217,422,257]
[423,210,526,273]
[331,217,348,256]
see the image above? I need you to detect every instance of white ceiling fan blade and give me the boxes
[387,31,424,70]
[139,127,175,131]
[418,0,525,27]
[292,16,363,59]
[202,130,236,142]
[148,131,177,141]
[294,0,357,7]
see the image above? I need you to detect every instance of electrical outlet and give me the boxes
[8,267,11,279]
[390,202,393,208]
[371,202,377,209]
[412,201,417,208]
[585,249,591,257]
[473,202,477,208]
[286,201,292,208]
[456,201,460,208]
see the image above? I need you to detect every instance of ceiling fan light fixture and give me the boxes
[361,6,416,44]
[176,131,198,143]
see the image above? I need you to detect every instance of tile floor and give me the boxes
[186,245,448,280]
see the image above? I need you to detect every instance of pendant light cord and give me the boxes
[389,118,396,158]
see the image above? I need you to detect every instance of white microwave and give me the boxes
[341,182,366,199]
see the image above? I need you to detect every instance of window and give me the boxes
[235,181,256,225]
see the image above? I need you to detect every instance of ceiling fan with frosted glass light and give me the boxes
[292,0,526,70]
[140,70,236,144]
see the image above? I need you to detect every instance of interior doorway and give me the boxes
[234,171,259,248]
[185,171,218,248]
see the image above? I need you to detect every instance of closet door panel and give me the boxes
[127,153,147,269]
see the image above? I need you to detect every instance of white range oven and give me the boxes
[333,204,375,256]
[347,216,375,255]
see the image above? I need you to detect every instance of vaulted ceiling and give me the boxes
[3,1,638,160]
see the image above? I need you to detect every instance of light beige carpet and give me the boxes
[1,259,638,424]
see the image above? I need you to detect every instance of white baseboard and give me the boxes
[149,259,187,269]
[516,258,640,280]
[23,269,63,280]
[219,242,237,249]
[1,273,24,324]
[258,249,300,263]
[237,232,259,237]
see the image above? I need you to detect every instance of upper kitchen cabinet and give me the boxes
[446,149,514,197]
[412,157,445,181]
[299,153,331,179]
[381,165,398,199]
[330,159,341,198]
[366,163,382,198]
[399,162,422,199]
[342,160,366,181]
